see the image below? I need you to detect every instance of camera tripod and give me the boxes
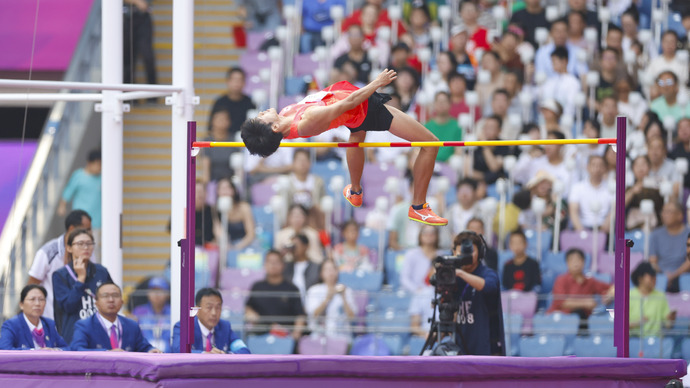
[419,293,467,356]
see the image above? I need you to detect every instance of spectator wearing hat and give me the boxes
[131,277,171,352]
[509,0,549,48]
[539,99,563,132]
[514,170,568,233]
[629,262,675,337]
[449,26,477,90]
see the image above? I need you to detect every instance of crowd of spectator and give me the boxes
[7,0,690,358]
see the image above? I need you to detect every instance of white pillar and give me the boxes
[170,0,196,330]
[101,0,124,287]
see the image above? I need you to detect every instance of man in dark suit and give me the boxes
[171,288,250,354]
[283,234,321,299]
[71,283,161,352]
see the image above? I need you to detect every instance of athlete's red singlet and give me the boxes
[280,81,369,139]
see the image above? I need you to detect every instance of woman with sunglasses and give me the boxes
[52,228,113,344]
[0,284,68,350]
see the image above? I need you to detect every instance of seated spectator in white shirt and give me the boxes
[534,18,588,79]
[400,225,444,293]
[244,146,294,184]
[568,155,613,232]
[305,260,356,338]
[539,46,581,122]
[287,149,326,229]
[647,136,679,199]
[646,31,688,90]
[514,130,574,199]
[275,204,325,264]
[598,95,619,139]
[448,178,481,236]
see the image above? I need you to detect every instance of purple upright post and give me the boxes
[614,116,630,358]
[180,121,197,353]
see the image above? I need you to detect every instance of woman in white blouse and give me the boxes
[305,260,356,338]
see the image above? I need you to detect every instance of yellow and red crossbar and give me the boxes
[193,138,616,148]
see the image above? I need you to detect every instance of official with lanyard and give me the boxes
[71,283,161,353]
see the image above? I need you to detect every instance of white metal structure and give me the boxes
[0,0,194,329]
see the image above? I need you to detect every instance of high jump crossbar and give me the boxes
[193,138,617,149]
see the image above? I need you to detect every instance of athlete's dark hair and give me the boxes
[240,118,284,157]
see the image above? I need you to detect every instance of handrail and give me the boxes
[0,0,103,316]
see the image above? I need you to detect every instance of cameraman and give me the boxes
[453,231,505,356]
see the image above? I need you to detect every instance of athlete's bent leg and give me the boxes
[344,130,366,207]
[385,106,447,226]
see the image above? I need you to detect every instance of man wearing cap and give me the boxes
[132,277,171,352]
[71,283,161,352]
[629,262,675,337]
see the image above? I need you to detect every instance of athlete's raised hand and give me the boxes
[375,68,397,87]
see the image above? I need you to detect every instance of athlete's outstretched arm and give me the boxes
[297,69,397,137]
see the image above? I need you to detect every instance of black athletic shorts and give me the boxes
[347,92,394,133]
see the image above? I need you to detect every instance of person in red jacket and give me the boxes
[240,69,447,226]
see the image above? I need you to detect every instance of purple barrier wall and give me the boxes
[0,0,94,71]
[0,141,37,232]
[0,351,683,388]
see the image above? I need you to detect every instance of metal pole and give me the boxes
[0,79,181,92]
[614,116,630,358]
[0,93,102,102]
[101,0,124,286]
[180,122,197,353]
[171,0,196,339]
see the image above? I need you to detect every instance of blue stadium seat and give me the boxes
[591,272,612,284]
[503,313,523,356]
[524,229,552,260]
[312,161,346,193]
[339,271,384,292]
[497,250,514,281]
[358,228,388,252]
[407,336,427,356]
[251,205,274,229]
[247,334,295,354]
[532,312,579,355]
[381,334,407,355]
[656,273,668,293]
[682,338,690,361]
[679,274,690,292]
[519,335,566,357]
[374,290,412,312]
[624,229,645,253]
[540,269,558,295]
[541,251,567,275]
[384,250,405,289]
[574,335,616,357]
[366,310,412,335]
[588,314,614,335]
[350,334,391,356]
[629,337,674,359]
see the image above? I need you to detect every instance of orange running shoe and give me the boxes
[408,203,448,226]
[343,184,363,207]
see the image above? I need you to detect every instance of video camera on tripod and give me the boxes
[421,237,475,356]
